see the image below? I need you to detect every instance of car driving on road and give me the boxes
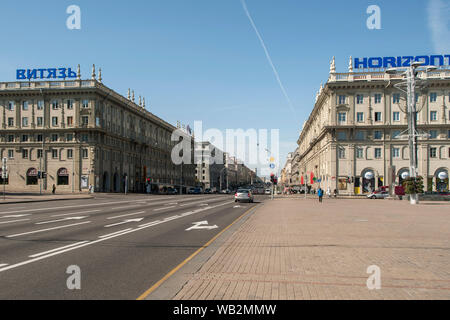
[367,190,389,199]
[235,189,254,203]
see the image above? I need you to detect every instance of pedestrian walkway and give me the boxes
[0,193,93,204]
[171,198,450,300]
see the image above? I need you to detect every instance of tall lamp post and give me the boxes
[386,62,437,205]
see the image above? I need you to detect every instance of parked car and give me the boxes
[367,190,389,199]
[265,189,271,195]
[235,189,254,203]
[193,187,202,194]
[167,187,178,195]
[221,189,231,194]
[204,188,212,194]
[188,187,196,194]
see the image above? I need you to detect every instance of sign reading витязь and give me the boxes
[354,55,450,69]
[16,68,77,80]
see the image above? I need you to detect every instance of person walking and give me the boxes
[318,188,323,203]
[333,189,337,198]
[52,184,56,194]
[326,187,331,198]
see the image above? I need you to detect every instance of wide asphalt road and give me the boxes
[0,193,264,299]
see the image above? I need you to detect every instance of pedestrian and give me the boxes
[52,184,56,194]
[327,187,331,198]
[333,189,337,198]
[318,188,323,203]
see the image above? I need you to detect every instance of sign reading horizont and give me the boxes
[354,55,450,69]
[16,68,77,80]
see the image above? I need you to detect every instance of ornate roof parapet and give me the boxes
[91,64,96,80]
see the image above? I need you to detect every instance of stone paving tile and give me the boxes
[174,198,450,300]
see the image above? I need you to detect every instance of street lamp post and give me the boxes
[386,62,436,205]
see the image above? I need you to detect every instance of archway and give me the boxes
[435,168,449,192]
[26,168,38,185]
[57,168,69,185]
[361,169,375,194]
[397,168,410,186]
[113,172,119,192]
[103,172,110,192]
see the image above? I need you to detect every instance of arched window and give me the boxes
[27,168,38,185]
[57,168,69,185]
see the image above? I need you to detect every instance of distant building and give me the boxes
[195,141,226,191]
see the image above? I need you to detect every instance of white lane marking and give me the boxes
[114,205,142,210]
[99,228,133,239]
[1,214,31,218]
[163,215,180,222]
[154,206,176,212]
[138,220,163,228]
[51,210,101,217]
[0,264,8,268]
[0,200,243,274]
[107,211,145,220]
[186,221,218,231]
[199,204,209,206]
[6,221,92,238]
[104,218,144,228]
[36,216,88,225]
[0,200,139,214]
[29,241,90,258]
[233,205,242,208]
[165,202,178,205]
[0,219,30,225]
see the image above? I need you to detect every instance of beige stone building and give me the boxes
[0,66,195,193]
[289,57,450,195]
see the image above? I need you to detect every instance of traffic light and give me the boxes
[273,177,278,185]
[270,174,275,183]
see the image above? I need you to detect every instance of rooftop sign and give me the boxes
[354,55,450,69]
[16,68,77,80]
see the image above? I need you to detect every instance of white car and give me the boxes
[367,191,389,199]
[265,189,271,195]
[235,189,254,203]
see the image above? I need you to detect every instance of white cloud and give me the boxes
[428,0,450,53]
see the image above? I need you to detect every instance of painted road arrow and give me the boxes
[185,221,218,231]
[105,218,144,228]
[36,216,88,225]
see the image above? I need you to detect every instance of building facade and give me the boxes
[290,57,450,195]
[195,141,226,191]
[0,66,195,193]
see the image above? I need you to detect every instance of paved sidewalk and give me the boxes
[173,198,450,300]
[0,193,93,204]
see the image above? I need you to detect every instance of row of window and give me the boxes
[338,92,447,105]
[3,99,90,111]
[338,111,444,124]
[337,129,450,141]
[5,148,89,160]
[5,115,91,127]
[338,147,450,159]
[4,133,90,143]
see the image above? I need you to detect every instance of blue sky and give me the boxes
[0,0,447,175]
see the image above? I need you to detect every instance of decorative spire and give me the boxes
[77,64,81,80]
[127,88,131,100]
[91,64,96,80]
[132,90,135,102]
[348,56,353,72]
[139,95,142,106]
[143,97,146,108]
[319,83,323,94]
[177,121,181,129]
[98,68,102,83]
[330,56,336,73]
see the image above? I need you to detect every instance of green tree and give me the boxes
[402,176,424,194]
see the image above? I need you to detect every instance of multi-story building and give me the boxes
[195,141,226,191]
[290,56,450,195]
[280,152,293,188]
[0,65,195,193]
